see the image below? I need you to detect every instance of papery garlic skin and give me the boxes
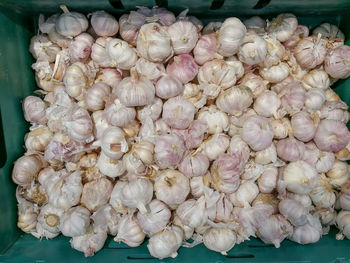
[154,169,190,208]
[154,134,185,169]
[258,166,278,193]
[92,204,120,235]
[60,206,90,237]
[92,111,110,140]
[85,82,110,111]
[216,86,253,116]
[63,63,89,100]
[137,98,163,122]
[197,106,229,134]
[278,199,308,226]
[179,153,210,178]
[81,178,113,212]
[238,33,267,65]
[162,96,195,129]
[123,140,154,175]
[106,38,138,70]
[325,45,350,79]
[217,17,247,57]
[147,225,183,259]
[168,20,198,54]
[23,96,47,124]
[267,13,298,42]
[203,227,236,255]
[17,197,38,233]
[91,10,119,37]
[294,36,327,69]
[229,180,259,207]
[253,90,281,118]
[115,214,145,247]
[100,127,128,160]
[320,101,350,123]
[12,155,46,186]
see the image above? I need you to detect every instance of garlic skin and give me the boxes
[255,143,277,165]
[327,160,350,190]
[155,74,183,99]
[104,98,136,127]
[201,134,230,161]
[100,127,128,160]
[314,119,350,152]
[147,225,183,259]
[242,115,274,151]
[120,178,153,214]
[23,96,47,124]
[109,180,128,211]
[267,13,298,42]
[283,160,318,194]
[118,12,144,46]
[257,214,293,248]
[197,106,229,135]
[95,68,122,90]
[217,17,246,57]
[70,227,107,257]
[216,86,253,116]
[85,82,111,111]
[302,69,330,90]
[154,169,190,208]
[106,38,138,70]
[203,227,236,255]
[278,199,308,226]
[310,174,336,208]
[294,36,327,69]
[162,96,195,129]
[12,154,46,186]
[238,33,267,65]
[90,10,119,37]
[115,69,155,107]
[29,35,61,62]
[36,204,64,238]
[137,199,171,236]
[325,45,350,79]
[290,215,322,244]
[193,34,222,65]
[56,8,88,37]
[179,153,210,178]
[137,23,173,62]
[305,88,326,112]
[229,180,259,207]
[276,138,305,162]
[69,33,94,62]
[60,206,90,237]
[115,214,145,247]
[81,178,113,212]
[168,20,198,54]
[154,134,185,169]
[258,166,278,193]
[92,204,120,235]
[253,90,281,118]
[336,210,350,240]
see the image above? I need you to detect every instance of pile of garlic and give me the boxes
[13,5,350,258]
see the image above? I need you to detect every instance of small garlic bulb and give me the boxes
[100,127,128,160]
[69,33,94,62]
[179,152,210,178]
[302,69,330,90]
[120,178,153,214]
[168,20,198,54]
[123,140,154,175]
[36,204,64,238]
[95,68,122,90]
[278,199,308,226]
[147,225,183,259]
[336,210,350,240]
[64,107,94,143]
[154,134,185,169]
[305,88,326,112]
[12,154,46,186]
[267,13,298,42]
[25,126,53,152]
[203,227,236,255]
[283,160,318,194]
[97,152,125,178]
[290,215,322,244]
[339,181,350,210]
[115,69,155,107]
[325,45,350,79]
[276,138,305,162]
[259,62,289,83]
[258,166,278,193]
[60,206,90,237]
[154,169,190,208]
[217,17,246,57]
[137,23,173,62]
[81,178,113,212]
[294,35,327,69]
[63,62,89,100]
[197,106,229,134]
[92,204,120,235]
[255,143,277,165]
[106,38,138,70]
[193,34,222,65]
[115,214,145,247]
[238,33,267,65]
[201,134,230,161]
[135,57,165,81]
[85,82,111,111]
[137,199,171,236]
[70,227,107,257]
[253,90,281,118]
[155,74,183,99]
[23,96,47,124]
[104,98,136,127]
[310,174,336,208]
[270,118,291,139]
[166,54,198,84]
[162,96,195,129]
[229,180,259,207]
[55,6,88,37]
[216,86,253,116]
[326,160,350,190]
[90,10,119,37]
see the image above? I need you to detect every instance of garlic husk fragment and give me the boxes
[255,143,277,165]
[115,213,145,247]
[92,204,120,235]
[81,177,113,212]
[270,118,291,140]
[290,215,322,244]
[283,25,309,49]
[215,194,233,223]
[29,35,61,63]
[135,57,165,81]
[278,198,308,226]
[147,225,183,259]
[173,215,194,240]
[95,68,122,90]
[190,174,211,198]
[203,227,236,255]
[12,154,46,186]
[60,206,90,237]
[267,13,298,42]
[97,152,125,178]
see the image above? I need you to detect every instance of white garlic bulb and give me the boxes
[336,210,350,240]
[253,90,281,118]
[179,153,210,178]
[270,118,291,139]
[36,204,64,238]
[17,197,38,233]
[123,141,154,175]
[115,213,145,247]
[85,82,110,111]
[25,127,53,152]
[229,180,259,207]
[95,68,122,90]
[240,73,267,99]
[259,62,289,83]
[60,206,90,237]
[302,69,330,90]
[203,227,236,255]
[216,86,253,116]
[201,134,230,161]
[294,35,327,69]
[69,33,94,63]
[339,181,350,210]
[92,204,120,235]
[90,10,119,37]
[104,98,136,127]
[278,199,308,226]
[23,96,47,124]
[168,20,198,54]
[106,38,138,70]
[309,174,336,208]
[97,152,125,178]
[327,160,350,190]
[176,197,207,228]
[12,154,46,186]
[173,215,194,240]
[55,6,88,37]
[258,166,278,193]
[197,106,229,134]
[154,134,185,169]
[162,96,195,129]
[135,57,165,81]
[305,88,326,112]
[81,178,113,212]
[190,174,211,198]
[267,13,298,42]
[155,74,183,99]
[63,62,89,100]
[313,23,345,41]
[290,215,322,244]
[255,143,277,165]
[99,127,128,160]
[238,33,267,65]
[64,107,94,143]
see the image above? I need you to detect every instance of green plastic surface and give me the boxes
[0,1,350,262]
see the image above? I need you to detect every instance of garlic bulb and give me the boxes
[69,33,94,62]
[97,152,125,178]
[162,96,195,129]
[320,101,350,123]
[168,20,198,54]
[267,13,298,42]
[63,62,89,100]
[92,204,120,235]
[154,169,190,208]
[283,25,309,49]
[255,143,277,165]
[115,213,145,247]
[336,210,350,240]
[216,85,253,116]
[215,194,233,223]
[29,35,60,63]
[203,227,236,255]
[260,35,286,68]
[282,160,318,194]
[85,82,111,111]
[325,45,350,79]
[314,119,350,152]
[17,197,38,233]
[270,118,291,139]
[278,199,308,226]
[55,6,88,37]
[123,140,154,175]
[147,225,183,259]
[23,96,47,124]
[64,107,94,143]
[253,90,281,118]
[137,23,173,62]
[104,98,136,127]
[70,227,107,257]
[166,54,198,84]
[217,17,246,57]
[137,199,171,236]
[137,98,163,122]
[12,154,46,186]
[243,16,266,33]
[313,207,336,229]
[304,88,326,112]
[202,21,222,34]
[197,106,229,134]
[242,161,265,181]
[238,33,267,65]
[276,138,305,162]
[257,214,293,248]
[302,69,330,90]
[90,10,119,37]
[48,27,72,48]
[179,152,209,178]
[201,134,230,161]
[155,74,183,99]
[60,206,90,237]
[242,115,274,151]
[280,80,306,114]
[120,178,153,214]
[81,178,113,212]
[95,68,122,90]
[115,69,155,107]
[326,160,350,190]
[193,34,222,65]
[258,166,278,193]
[176,197,207,228]
[135,57,165,81]
[290,215,322,244]
[109,180,128,211]
[154,134,185,169]
[240,73,267,99]
[190,174,210,198]
[294,35,327,69]
[100,127,128,160]
[313,23,344,40]
[229,180,259,207]
[339,181,350,210]
[106,38,138,70]
[259,62,289,83]
[118,12,144,46]
[310,174,336,208]
[92,111,110,140]
[36,204,64,239]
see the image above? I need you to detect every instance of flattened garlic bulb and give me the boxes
[203,227,236,255]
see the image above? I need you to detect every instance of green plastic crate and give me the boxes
[1,1,350,262]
